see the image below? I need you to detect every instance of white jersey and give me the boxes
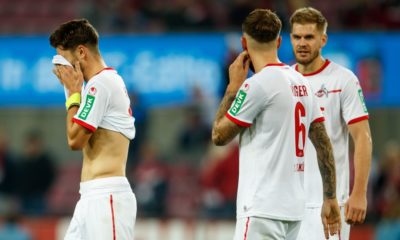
[226,63,324,221]
[72,68,136,140]
[294,60,369,207]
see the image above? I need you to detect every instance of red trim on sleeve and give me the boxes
[348,115,369,125]
[110,194,116,240]
[295,59,331,76]
[72,118,97,132]
[225,113,252,128]
[313,117,325,123]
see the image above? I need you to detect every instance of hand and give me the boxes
[321,198,341,239]
[344,192,367,225]
[53,61,84,96]
[227,51,250,91]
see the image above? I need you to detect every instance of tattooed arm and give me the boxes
[308,121,341,238]
[212,51,250,146]
[212,89,243,146]
[308,121,336,199]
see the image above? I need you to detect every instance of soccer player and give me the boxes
[290,7,373,240]
[50,19,136,239]
[212,9,341,240]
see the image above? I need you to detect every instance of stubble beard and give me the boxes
[295,50,319,66]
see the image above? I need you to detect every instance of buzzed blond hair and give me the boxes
[290,7,328,33]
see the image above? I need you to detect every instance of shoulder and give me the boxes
[329,61,358,82]
[256,65,295,80]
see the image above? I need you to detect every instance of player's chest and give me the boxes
[309,79,343,113]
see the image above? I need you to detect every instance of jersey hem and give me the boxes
[237,212,303,221]
[348,115,369,125]
[72,118,97,132]
[225,113,252,127]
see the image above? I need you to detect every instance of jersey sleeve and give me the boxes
[341,74,369,125]
[72,82,109,132]
[225,79,268,127]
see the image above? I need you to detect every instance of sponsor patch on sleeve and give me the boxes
[358,89,368,113]
[78,95,95,120]
[229,90,247,116]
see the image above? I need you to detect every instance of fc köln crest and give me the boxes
[88,86,97,96]
[315,84,341,98]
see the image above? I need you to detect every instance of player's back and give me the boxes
[229,63,323,221]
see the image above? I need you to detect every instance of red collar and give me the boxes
[95,67,114,75]
[265,63,286,67]
[295,60,330,76]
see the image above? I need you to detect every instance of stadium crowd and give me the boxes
[0,0,399,33]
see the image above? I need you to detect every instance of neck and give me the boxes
[82,56,107,82]
[250,50,280,73]
[296,55,325,75]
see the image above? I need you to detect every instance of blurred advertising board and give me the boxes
[0,33,398,108]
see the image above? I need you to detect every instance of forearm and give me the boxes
[352,135,372,195]
[309,122,337,199]
[66,106,81,149]
[212,85,239,145]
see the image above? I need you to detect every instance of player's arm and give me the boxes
[346,119,372,224]
[308,121,341,238]
[66,107,92,150]
[308,121,336,199]
[212,90,244,146]
[212,51,249,146]
[54,62,92,150]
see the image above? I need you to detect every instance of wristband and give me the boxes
[65,92,81,110]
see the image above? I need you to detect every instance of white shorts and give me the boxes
[64,177,137,240]
[234,217,301,240]
[296,206,350,240]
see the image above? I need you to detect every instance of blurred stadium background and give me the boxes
[0,0,399,239]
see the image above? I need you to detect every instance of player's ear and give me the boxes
[276,36,282,49]
[241,36,248,51]
[321,33,328,48]
[75,45,86,60]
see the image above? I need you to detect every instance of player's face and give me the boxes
[290,23,326,65]
[56,47,79,66]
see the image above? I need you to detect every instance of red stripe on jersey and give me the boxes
[313,117,325,123]
[329,89,342,93]
[296,59,331,76]
[348,115,369,125]
[225,113,252,128]
[244,217,250,240]
[110,194,116,240]
[72,118,97,132]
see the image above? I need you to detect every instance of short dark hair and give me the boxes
[242,9,282,43]
[290,7,328,33]
[49,19,99,51]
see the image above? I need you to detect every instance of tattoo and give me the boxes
[215,90,236,122]
[212,89,242,145]
[308,121,336,199]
